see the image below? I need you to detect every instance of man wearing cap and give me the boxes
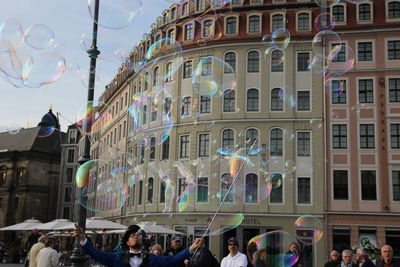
[75,224,205,267]
[221,237,248,267]
[163,235,187,267]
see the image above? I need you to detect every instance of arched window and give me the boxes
[272,14,284,31]
[270,128,283,156]
[388,1,400,18]
[140,139,145,164]
[160,180,166,203]
[226,17,237,34]
[271,49,284,72]
[181,96,191,116]
[165,62,173,82]
[184,23,194,40]
[221,173,234,203]
[224,52,236,73]
[298,13,310,30]
[223,89,235,112]
[249,15,260,33]
[144,72,149,90]
[358,4,371,20]
[247,51,259,72]
[151,102,157,121]
[167,29,175,43]
[245,173,258,203]
[164,97,172,116]
[271,88,283,111]
[147,177,153,203]
[142,105,147,124]
[203,20,213,37]
[245,128,258,149]
[153,66,159,86]
[247,89,259,112]
[149,137,156,160]
[162,135,170,160]
[222,129,234,149]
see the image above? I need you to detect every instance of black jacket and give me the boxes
[163,247,186,267]
[324,260,340,267]
[187,247,219,267]
[359,259,376,267]
[376,259,400,267]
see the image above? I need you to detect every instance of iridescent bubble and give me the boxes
[76,100,111,135]
[284,160,296,174]
[7,123,21,135]
[88,0,143,29]
[294,215,324,245]
[269,173,283,189]
[192,56,237,97]
[76,159,100,188]
[247,231,299,267]
[0,17,24,48]
[309,118,323,129]
[0,40,30,80]
[21,50,66,88]
[283,128,295,141]
[313,0,340,8]
[314,13,335,31]
[24,24,55,50]
[312,30,341,56]
[326,45,355,76]
[271,28,291,50]
[262,34,272,46]
[205,213,244,236]
[37,113,57,138]
[265,47,285,67]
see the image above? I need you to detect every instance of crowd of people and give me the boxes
[23,224,400,267]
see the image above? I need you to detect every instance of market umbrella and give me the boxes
[55,217,127,231]
[37,219,74,231]
[0,219,42,231]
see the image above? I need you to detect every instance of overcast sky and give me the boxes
[0,0,171,132]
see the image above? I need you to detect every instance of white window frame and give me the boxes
[223,50,237,74]
[356,76,376,104]
[247,13,262,34]
[331,3,347,25]
[356,2,373,23]
[385,37,400,61]
[390,169,400,202]
[222,89,236,113]
[197,132,211,157]
[246,49,261,73]
[296,176,313,205]
[269,173,285,205]
[224,15,240,36]
[245,172,260,204]
[270,87,285,112]
[202,17,216,38]
[296,11,312,32]
[246,88,260,113]
[183,21,195,41]
[386,0,400,22]
[296,90,311,112]
[296,130,312,157]
[221,127,236,150]
[358,123,376,150]
[356,40,375,63]
[270,12,286,32]
[269,127,284,157]
[179,134,190,159]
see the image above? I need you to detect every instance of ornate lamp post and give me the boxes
[70,0,100,266]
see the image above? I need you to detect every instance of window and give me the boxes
[226,17,237,34]
[201,57,212,76]
[332,80,347,104]
[391,124,400,149]
[331,43,346,62]
[178,177,187,196]
[298,177,311,204]
[332,5,345,23]
[182,3,188,15]
[199,133,210,157]
[297,91,310,111]
[360,124,375,149]
[223,90,235,112]
[386,229,400,257]
[68,130,77,143]
[247,51,260,72]
[271,88,283,111]
[149,137,156,160]
[359,3,371,21]
[196,0,205,11]
[270,128,283,156]
[164,97,172,116]
[332,227,351,253]
[66,168,73,183]
[245,128,258,149]
[297,132,310,157]
[388,1,400,18]
[247,89,259,112]
[162,135,170,160]
[358,42,372,61]
[153,67,159,86]
[180,135,190,158]
[389,78,400,102]
[197,177,208,202]
[361,170,377,200]
[183,61,192,79]
[271,50,284,72]
[165,62,173,82]
[333,170,349,200]
[393,171,400,201]
[203,20,213,38]
[147,177,153,203]
[221,173,234,203]
[245,173,258,203]
[297,13,310,30]
[358,79,374,103]
[138,180,143,204]
[248,15,260,33]
[67,149,75,163]
[63,207,70,219]
[142,105,147,124]
[130,184,135,206]
[388,40,400,60]
[332,124,347,149]
[270,173,283,204]
[167,29,175,43]
[272,14,284,31]
[232,0,241,4]
[224,52,236,73]
[222,129,234,149]
[171,8,176,20]
[139,140,145,164]
[151,103,157,121]
[200,96,211,113]
[181,96,191,116]
[297,52,310,72]
[184,23,194,40]
[64,187,71,202]
[144,74,148,91]
[160,181,166,203]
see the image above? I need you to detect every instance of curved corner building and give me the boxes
[87,0,326,264]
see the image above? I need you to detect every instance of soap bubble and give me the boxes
[24,24,55,50]
[294,215,324,245]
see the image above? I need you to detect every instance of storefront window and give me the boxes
[332,227,350,253]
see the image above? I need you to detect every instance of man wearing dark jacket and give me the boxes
[324,250,340,267]
[163,236,187,267]
[376,245,400,267]
[356,248,375,267]
[75,225,204,267]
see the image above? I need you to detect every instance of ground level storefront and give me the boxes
[121,213,326,266]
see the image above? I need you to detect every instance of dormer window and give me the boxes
[184,23,194,40]
[358,3,371,21]
[226,17,237,35]
[272,14,284,31]
[167,29,175,43]
[182,3,189,16]
[171,8,176,20]
[388,1,400,18]
[203,20,213,37]
[196,0,205,12]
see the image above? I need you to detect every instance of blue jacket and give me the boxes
[82,240,191,267]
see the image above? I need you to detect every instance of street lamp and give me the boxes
[70,0,100,266]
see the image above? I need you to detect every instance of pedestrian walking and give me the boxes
[220,237,247,267]
[27,235,47,267]
[36,237,59,267]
